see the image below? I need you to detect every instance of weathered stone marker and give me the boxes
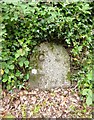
[29,42,70,90]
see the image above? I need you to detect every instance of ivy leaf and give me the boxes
[88,89,92,97]
[26,74,29,79]
[86,96,92,106]
[78,46,82,52]
[2,74,8,82]
[82,4,89,11]
[15,49,24,58]
[82,89,92,96]
[15,53,20,59]
[16,71,21,77]
[2,79,7,82]
[24,74,29,80]
[5,69,9,73]
[82,89,92,106]
[19,61,24,67]
[8,65,14,70]
[87,71,92,81]
[24,61,29,67]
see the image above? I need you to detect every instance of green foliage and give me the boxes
[82,88,92,106]
[33,105,40,115]
[1,1,93,105]
[21,104,27,118]
[3,113,15,119]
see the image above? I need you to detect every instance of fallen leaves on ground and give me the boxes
[0,87,92,118]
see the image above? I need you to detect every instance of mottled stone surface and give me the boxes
[29,42,70,90]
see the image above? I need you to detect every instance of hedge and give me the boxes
[0,1,93,105]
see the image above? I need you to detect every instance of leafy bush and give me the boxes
[1,1,93,105]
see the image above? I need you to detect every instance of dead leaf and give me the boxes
[23,90,28,95]
[14,99,20,109]
[19,91,24,96]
